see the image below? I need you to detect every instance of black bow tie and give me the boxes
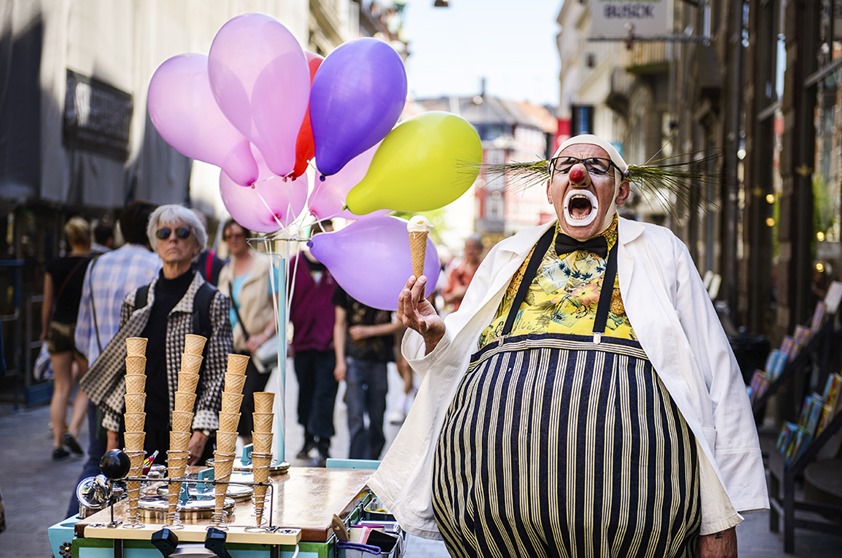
[555,233,608,258]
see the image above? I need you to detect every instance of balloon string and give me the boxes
[255,190,287,231]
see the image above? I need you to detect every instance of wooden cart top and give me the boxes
[76,467,375,544]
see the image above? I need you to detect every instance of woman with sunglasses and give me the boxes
[218,219,277,447]
[371,135,767,557]
[82,205,233,466]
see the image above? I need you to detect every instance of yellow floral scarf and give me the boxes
[479,217,636,348]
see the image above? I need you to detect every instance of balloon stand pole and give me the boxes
[270,240,288,466]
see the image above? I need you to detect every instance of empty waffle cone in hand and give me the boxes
[125,355,147,376]
[224,373,246,394]
[123,431,146,451]
[177,373,199,394]
[221,392,244,413]
[180,353,203,375]
[169,431,191,451]
[252,392,275,414]
[226,354,250,376]
[251,431,274,454]
[171,410,193,432]
[215,431,238,453]
[124,393,146,413]
[218,412,241,434]
[174,391,197,412]
[125,337,148,357]
[125,374,147,394]
[183,334,207,356]
[252,412,274,433]
[123,412,146,432]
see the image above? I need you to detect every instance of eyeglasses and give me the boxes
[549,156,624,177]
[223,231,245,241]
[155,226,192,241]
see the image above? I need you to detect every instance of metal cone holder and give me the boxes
[166,449,189,529]
[247,451,273,530]
[211,451,236,530]
[122,450,146,529]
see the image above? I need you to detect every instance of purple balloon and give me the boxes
[148,53,258,185]
[309,216,439,311]
[220,147,308,233]
[208,14,310,177]
[310,38,407,177]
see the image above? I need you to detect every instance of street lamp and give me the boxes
[434,0,449,7]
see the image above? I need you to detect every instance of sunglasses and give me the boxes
[549,156,623,177]
[223,231,245,241]
[155,226,192,241]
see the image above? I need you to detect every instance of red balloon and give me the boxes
[289,52,324,179]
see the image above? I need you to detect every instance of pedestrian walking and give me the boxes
[68,201,159,517]
[289,221,339,465]
[333,288,402,460]
[42,217,93,461]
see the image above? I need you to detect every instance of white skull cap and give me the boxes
[554,134,628,174]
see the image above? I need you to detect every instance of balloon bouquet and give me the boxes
[147,13,482,460]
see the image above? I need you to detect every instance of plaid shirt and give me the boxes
[75,244,160,363]
[80,273,233,433]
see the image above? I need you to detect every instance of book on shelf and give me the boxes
[797,393,825,437]
[792,325,812,348]
[780,335,798,361]
[786,428,812,464]
[816,404,836,437]
[749,370,770,403]
[776,421,800,453]
[822,373,842,411]
[764,349,787,380]
[810,301,827,333]
[825,281,842,314]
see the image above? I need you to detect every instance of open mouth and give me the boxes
[562,190,598,227]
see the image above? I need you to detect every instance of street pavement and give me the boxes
[0,360,839,557]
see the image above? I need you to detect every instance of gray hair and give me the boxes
[147,204,208,256]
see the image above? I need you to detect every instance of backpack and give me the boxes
[134,282,216,350]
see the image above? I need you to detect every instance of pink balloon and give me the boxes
[309,216,439,311]
[148,53,258,185]
[308,143,388,221]
[208,14,310,177]
[220,148,308,233]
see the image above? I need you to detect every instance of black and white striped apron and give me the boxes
[432,230,701,558]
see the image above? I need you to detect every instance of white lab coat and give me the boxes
[368,217,768,539]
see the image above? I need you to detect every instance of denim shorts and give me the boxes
[47,321,80,356]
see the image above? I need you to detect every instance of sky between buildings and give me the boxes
[401,0,562,107]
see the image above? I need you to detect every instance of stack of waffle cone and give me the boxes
[181,353,203,375]
[124,412,146,433]
[251,451,272,525]
[227,354,250,376]
[213,449,234,518]
[253,392,275,414]
[166,449,189,521]
[252,431,274,454]
[171,410,194,433]
[178,373,200,394]
[125,337,148,357]
[125,374,146,394]
[218,412,240,434]
[221,392,243,414]
[124,449,146,522]
[224,373,246,394]
[252,412,274,433]
[125,355,147,377]
[174,391,196,412]
[409,231,427,278]
[183,334,207,356]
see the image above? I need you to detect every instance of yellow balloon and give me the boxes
[345,111,482,214]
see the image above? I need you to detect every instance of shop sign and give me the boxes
[589,0,669,38]
[63,70,133,161]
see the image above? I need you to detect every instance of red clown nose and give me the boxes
[569,167,586,183]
